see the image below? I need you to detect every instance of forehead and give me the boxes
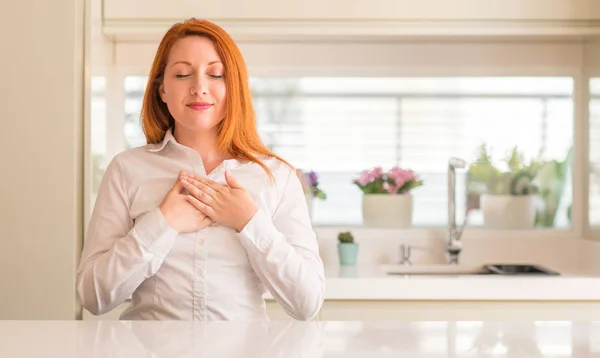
[167,36,221,64]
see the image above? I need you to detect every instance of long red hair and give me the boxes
[141,18,291,180]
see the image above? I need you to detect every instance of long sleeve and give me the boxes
[76,154,178,315]
[236,167,326,321]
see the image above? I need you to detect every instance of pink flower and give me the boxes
[354,167,384,186]
[354,166,422,195]
[354,170,372,186]
[383,182,398,194]
[371,167,383,179]
[388,167,417,187]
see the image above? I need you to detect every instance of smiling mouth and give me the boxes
[187,103,213,111]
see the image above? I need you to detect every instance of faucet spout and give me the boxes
[447,157,467,264]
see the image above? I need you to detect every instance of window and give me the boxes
[589,78,600,228]
[90,76,107,211]
[117,76,573,228]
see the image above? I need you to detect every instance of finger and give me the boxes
[182,176,219,197]
[181,180,215,205]
[224,170,242,189]
[202,216,214,227]
[167,170,187,194]
[178,170,187,180]
[185,172,215,185]
[186,195,216,217]
[185,173,226,194]
[170,178,184,193]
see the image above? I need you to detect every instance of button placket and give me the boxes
[187,153,207,320]
[194,232,207,321]
[192,231,202,321]
[201,235,208,320]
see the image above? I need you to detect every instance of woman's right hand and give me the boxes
[159,172,214,234]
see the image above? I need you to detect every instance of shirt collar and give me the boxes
[147,127,255,171]
[148,128,176,152]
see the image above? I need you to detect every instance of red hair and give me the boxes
[141,18,291,180]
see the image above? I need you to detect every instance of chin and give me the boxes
[179,117,222,133]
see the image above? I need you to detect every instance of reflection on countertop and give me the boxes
[1,320,599,357]
[261,264,600,301]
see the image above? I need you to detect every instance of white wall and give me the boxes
[584,40,600,75]
[0,0,85,318]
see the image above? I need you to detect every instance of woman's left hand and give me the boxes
[180,170,258,232]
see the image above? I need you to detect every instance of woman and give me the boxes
[77,18,325,321]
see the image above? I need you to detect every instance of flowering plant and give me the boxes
[353,166,423,194]
[297,170,327,200]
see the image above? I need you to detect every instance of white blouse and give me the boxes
[76,129,325,321]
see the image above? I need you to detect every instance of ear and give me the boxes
[159,83,166,103]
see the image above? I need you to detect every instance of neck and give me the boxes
[173,126,229,164]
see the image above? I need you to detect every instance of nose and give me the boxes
[192,73,208,95]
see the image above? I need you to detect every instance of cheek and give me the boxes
[213,82,226,104]
[163,81,186,104]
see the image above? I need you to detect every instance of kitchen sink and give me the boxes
[381,264,559,276]
[381,264,489,275]
[484,264,559,276]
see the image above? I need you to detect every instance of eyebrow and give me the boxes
[170,60,222,68]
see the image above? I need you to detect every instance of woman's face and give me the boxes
[160,36,226,134]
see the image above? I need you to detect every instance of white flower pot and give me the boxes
[362,194,413,228]
[480,194,536,229]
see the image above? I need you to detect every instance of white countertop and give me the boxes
[264,264,600,301]
[2,320,599,357]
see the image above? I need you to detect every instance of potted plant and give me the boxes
[297,170,326,220]
[535,148,572,227]
[353,166,424,228]
[337,231,359,266]
[468,144,544,229]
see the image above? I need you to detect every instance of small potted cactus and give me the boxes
[337,231,359,266]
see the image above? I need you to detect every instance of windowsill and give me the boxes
[312,226,582,241]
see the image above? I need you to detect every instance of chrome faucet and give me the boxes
[398,244,412,265]
[447,157,467,264]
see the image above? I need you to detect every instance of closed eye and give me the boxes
[176,74,190,78]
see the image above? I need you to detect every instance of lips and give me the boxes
[187,102,213,110]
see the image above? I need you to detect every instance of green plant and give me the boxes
[353,166,424,194]
[468,144,544,196]
[337,231,354,244]
[302,170,326,200]
[535,147,572,227]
